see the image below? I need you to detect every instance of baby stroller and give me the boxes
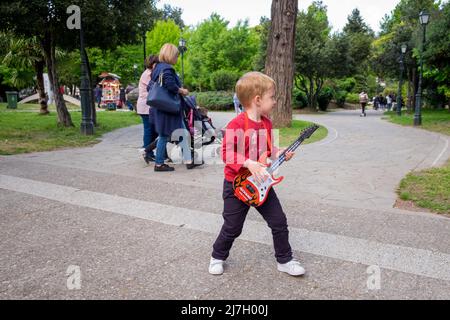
[182,95,222,161]
[184,96,219,144]
[146,95,222,163]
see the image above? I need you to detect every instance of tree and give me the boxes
[265,0,298,127]
[0,32,35,92]
[0,0,74,126]
[253,17,271,72]
[161,4,185,29]
[184,14,259,91]
[343,8,372,34]
[219,20,259,72]
[146,20,182,57]
[294,1,333,110]
[370,0,440,109]
[187,14,229,91]
[0,0,159,127]
[2,36,49,114]
[422,1,450,107]
[342,8,374,75]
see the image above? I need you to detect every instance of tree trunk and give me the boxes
[34,60,49,115]
[84,48,97,126]
[309,78,314,109]
[264,0,298,128]
[42,30,73,127]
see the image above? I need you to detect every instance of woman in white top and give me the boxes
[137,55,159,163]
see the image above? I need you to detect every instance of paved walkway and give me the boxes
[0,109,449,299]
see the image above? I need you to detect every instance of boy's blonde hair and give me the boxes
[159,43,179,65]
[236,72,276,108]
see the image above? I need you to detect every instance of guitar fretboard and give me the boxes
[267,126,319,175]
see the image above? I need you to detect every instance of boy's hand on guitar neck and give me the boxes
[243,149,296,185]
[244,159,269,184]
[276,148,295,161]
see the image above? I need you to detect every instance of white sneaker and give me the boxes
[277,259,306,276]
[209,257,224,275]
[138,148,146,155]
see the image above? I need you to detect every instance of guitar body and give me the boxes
[233,152,284,207]
[231,124,319,207]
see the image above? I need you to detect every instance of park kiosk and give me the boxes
[99,72,121,110]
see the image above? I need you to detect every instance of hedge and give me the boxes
[346,93,360,104]
[193,91,234,111]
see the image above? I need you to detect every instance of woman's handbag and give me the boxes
[147,72,181,114]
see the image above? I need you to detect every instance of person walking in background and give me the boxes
[94,84,102,108]
[373,95,378,110]
[378,94,386,111]
[137,55,159,163]
[359,91,369,117]
[119,86,126,109]
[125,85,135,111]
[233,92,243,115]
[386,94,393,111]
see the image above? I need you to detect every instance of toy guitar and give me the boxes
[233,125,320,207]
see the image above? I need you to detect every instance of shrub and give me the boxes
[293,87,308,109]
[346,93,360,104]
[334,90,347,107]
[317,87,333,111]
[210,70,241,91]
[336,77,356,93]
[193,91,234,111]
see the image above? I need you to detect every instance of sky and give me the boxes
[157,0,402,33]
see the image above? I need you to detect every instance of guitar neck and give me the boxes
[267,131,312,174]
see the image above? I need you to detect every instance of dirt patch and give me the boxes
[395,199,450,218]
[395,199,431,213]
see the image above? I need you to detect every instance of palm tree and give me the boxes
[2,35,49,114]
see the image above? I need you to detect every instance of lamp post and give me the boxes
[414,10,430,126]
[133,64,138,83]
[79,16,94,135]
[138,23,147,70]
[397,44,407,116]
[178,38,187,85]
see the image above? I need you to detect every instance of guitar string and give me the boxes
[267,127,317,174]
[268,139,302,173]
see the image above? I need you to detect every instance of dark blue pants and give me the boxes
[140,114,157,157]
[212,180,293,264]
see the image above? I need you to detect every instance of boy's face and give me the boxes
[258,86,276,115]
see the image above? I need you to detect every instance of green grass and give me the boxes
[0,103,141,155]
[278,120,328,147]
[383,109,450,136]
[0,102,327,155]
[398,160,450,214]
[383,108,450,214]
[1,102,81,112]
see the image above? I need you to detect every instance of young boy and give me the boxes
[209,72,306,277]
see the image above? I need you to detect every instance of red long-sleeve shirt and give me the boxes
[222,112,279,182]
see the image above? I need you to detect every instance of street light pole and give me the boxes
[79,17,94,135]
[397,44,407,116]
[137,23,147,71]
[414,11,430,126]
[143,30,147,71]
[178,38,187,85]
[133,64,138,84]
